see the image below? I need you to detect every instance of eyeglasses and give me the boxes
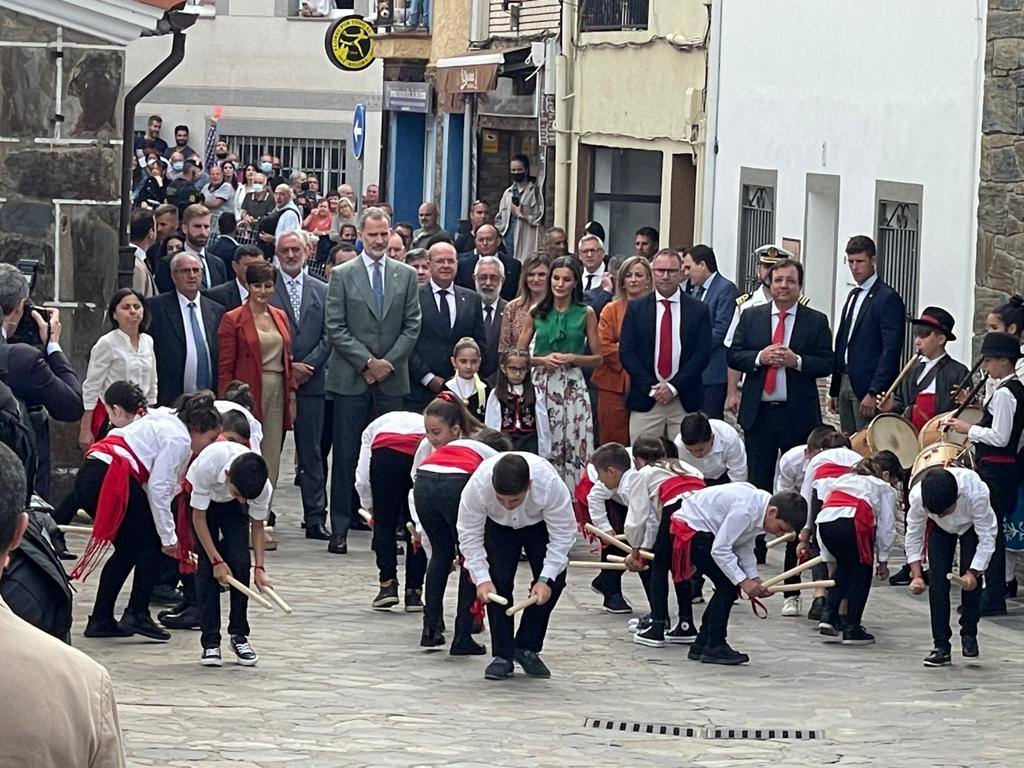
[173,267,202,275]
[476,274,501,282]
[580,248,602,256]
[504,365,528,374]
[652,268,680,276]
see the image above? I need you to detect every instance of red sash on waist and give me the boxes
[71,435,150,581]
[573,474,596,536]
[814,462,852,481]
[423,445,485,474]
[659,474,706,503]
[669,517,698,583]
[980,455,1017,464]
[373,432,423,456]
[90,400,108,439]
[910,392,936,431]
[823,489,874,566]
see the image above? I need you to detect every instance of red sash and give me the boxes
[422,445,485,474]
[71,435,150,581]
[90,400,108,439]
[659,474,706,503]
[669,517,697,583]
[372,432,423,456]
[814,462,852,481]
[910,392,936,431]
[823,489,874,566]
[573,473,596,536]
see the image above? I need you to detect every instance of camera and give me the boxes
[8,261,50,348]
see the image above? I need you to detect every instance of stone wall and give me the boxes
[0,9,125,498]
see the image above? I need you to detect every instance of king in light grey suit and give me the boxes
[325,216,421,552]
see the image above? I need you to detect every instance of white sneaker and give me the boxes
[199,647,222,667]
[780,596,802,617]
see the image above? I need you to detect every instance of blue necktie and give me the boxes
[372,261,384,315]
[188,301,211,390]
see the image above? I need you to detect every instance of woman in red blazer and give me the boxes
[218,260,295,501]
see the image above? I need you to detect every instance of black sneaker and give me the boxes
[700,643,750,665]
[420,627,445,648]
[589,575,607,598]
[807,596,825,622]
[404,588,423,612]
[484,656,514,680]
[686,642,704,661]
[665,619,698,644]
[633,620,665,648]
[513,649,551,678]
[962,635,979,658]
[83,615,134,639]
[602,593,632,614]
[119,611,170,641]
[199,647,222,667]
[627,613,652,632]
[449,637,487,656]
[230,635,259,666]
[150,584,183,606]
[841,626,875,645]
[888,563,913,586]
[158,606,201,630]
[372,581,400,609]
[923,648,952,667]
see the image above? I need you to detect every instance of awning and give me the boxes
[435,52,503,95]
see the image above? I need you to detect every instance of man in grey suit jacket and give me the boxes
[270,231,332,541]
[324,208,422,554]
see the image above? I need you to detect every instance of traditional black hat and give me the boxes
[980,331,1022,361]
[910,306,956,341]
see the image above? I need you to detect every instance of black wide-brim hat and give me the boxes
[909,306,956,341]
[980,331,1022,361]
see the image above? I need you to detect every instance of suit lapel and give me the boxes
[299,277,315,323]
[383,259,402,318]
[200,297,219,340]
[351,259,381,320]
[790,305,808,350]
[849,282,880,340]
[167,296,185,345]
[272,280,295,327]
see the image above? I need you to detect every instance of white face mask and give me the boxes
[252,184,264,193]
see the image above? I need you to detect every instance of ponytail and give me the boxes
[221,379,254,411]
[103,380,147,417]
[992,294,1024,337]
[853,450,905,485]
[425,391,483,436]
[173,390,222,433]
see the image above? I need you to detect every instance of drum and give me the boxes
[909,442,966,487]
[917,407,982,449]
[850,413,920,469]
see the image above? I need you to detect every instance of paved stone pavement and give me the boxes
[68,439,1024,768]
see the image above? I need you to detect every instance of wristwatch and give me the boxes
[537,576,555,588]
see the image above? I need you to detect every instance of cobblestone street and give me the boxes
[68,441,1024,768]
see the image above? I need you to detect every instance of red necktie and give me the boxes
[657,299,673,380]
[763,310,787,395]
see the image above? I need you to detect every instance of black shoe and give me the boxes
[158,606,201,630]
[841,625,875,645]
[979,603,1008,617]
[150,584,182,607]
[602,593,632,614]
[686,642,704,661]
[83,615,134,638]
[230,635,259,666]
[962,635,979,658]
[404,588,423,612]
[372,581,400,609]
[305,522,331,541]
[666,619,698,644]
[395,543,404,557]
[923,648,952,667]
[700,643,750,665]
[484,657,514,680]
[157,601,187,622]
[633,620,665,648]
[628,613,652,632]
[888,563,913,586]
[56,546,78,561]
[589,575,608,598]
[119,611,170,642]
[807,596,825,622]
[327,534,348,555]
[449,637,487,656]
[513,649,551,678]
[1008,577,1019,598]
[420,627,445,648]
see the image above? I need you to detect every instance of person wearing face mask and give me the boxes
[494,154,544,263]
[166,151,186,181]
[241,173,274,228]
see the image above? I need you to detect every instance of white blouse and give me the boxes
[81,329,158,407]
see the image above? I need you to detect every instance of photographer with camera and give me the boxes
[0,263,84,498]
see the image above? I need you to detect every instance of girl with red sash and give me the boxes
[816,451,903,646]
[76,392,222,642]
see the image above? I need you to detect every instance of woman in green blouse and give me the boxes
[517,256,603,488]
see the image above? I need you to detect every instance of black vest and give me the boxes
[975,378,1024,461]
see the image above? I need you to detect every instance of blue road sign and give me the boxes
[352,103,366,161]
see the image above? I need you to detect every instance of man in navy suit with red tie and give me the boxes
[829,235,906,435]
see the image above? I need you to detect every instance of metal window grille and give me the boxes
[581,0,649,31]
[737,184,775,293]
[220,134,348,194]
[877,199,920,358]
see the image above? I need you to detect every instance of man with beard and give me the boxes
[473,255,506,382]
[164,124,196,159]
[454,223,520,302]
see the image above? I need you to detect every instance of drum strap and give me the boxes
[911,358,945,398]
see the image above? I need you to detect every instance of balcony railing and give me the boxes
[580,0,648,32]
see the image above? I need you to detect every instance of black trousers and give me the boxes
[645,500,692,625]
[329,388,403,538]
[195,500,251,648]
[978,461,1013,612]
[76,459,164,620]
[818,517,873,627]
[690,531,739,648]
[294,393,327,526]
[484,518,566,661]
[745,402,813,492]
[506,430,538,454]
[415,471,476,639]
[928,524,980,652]
[702,383,727,421]
[592,500,627,597]
[320,397,334,482]
[370,447,426,587]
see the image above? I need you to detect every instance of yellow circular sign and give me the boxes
[325,15,375,72]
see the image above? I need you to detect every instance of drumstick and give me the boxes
[405,521,418,538]
[583,524,655,560]
[505,595,539,616]
[765,531,796,549]
[761,555,824,588]
[606,554,626,563]
[261,586,293,614]
[764,579,834,594]
[947,572,965,588]
[486,592,508,606]
[225,575,274,609]
[358,509,373,525]
[58,525,94,535]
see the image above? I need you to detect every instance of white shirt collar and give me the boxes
[770,301,798,317]
[856,273,878,292]
[584,262,605,277]
[283,269,304,287]
[361,252,384,271]
[177,291,201,308]
[701,271,717,289]
[235,279,249,300]
[430,278,454,295]
[656,287,682,304]
[184,242,205,258]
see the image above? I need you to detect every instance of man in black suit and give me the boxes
[619,249,712,440]
[407,242,487,412]
[180,204,229,290]
[829,234,906,435]
[727,258,834,492]
[473,255,506,382]
[146,251,226,406]
[455,224,521,303]
[203,244,265,311]
[269,231,332,540]
[207,212,240,273]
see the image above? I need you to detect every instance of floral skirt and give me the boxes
[533,365,593,490]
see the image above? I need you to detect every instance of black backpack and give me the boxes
[0,345,36,498]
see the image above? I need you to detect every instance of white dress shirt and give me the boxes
[905,467,997,573]
[81,329,158,407]
[674,419,747,482]
[799,447,864,515]
[654,288,683,386]
[968,373,1018,448]
[845,272,878,340]
[176,292,212,393]
[624,461,705,549]
[816,473,897,564]
[235,278,250,304]
[582,262,606,292]
[586,455,636,532]
[186,440,272,522]
[915,353,945,394]
[673,483,770,585]
[758,302,802,402]
[457,452,577,585]
[361,251,386,292]
[354,412,425,511]
[407,438,498,534]
[774,444,808,494]
[429,278,457,324]
[483,386,552,458]
[215,400,262,455]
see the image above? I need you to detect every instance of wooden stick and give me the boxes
[761,555,824,588]
[765,531,796,549]
[225,575,274,609]
[606,554,626,563]
[261,586,293,614]
[505,595,539,616]
[764,579,834,594]
[947,572,965,588]
[58,525,93,535]
[405,521,418,539]
[485,592,508,606]
[583,523,654,559]
[358,508,373,525]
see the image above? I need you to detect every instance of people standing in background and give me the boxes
[984,294,1024,382]
[412,203,442,249]
[577,234,607,294]
[495,155,543,262]
[454,200,490,253]
[543,227,569,259]
[473,256,506,382]
[485,348,551,456]
[445,337,488,422]
[455,223,521,303]
[499,252,550,353]
[633,227,659,260]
